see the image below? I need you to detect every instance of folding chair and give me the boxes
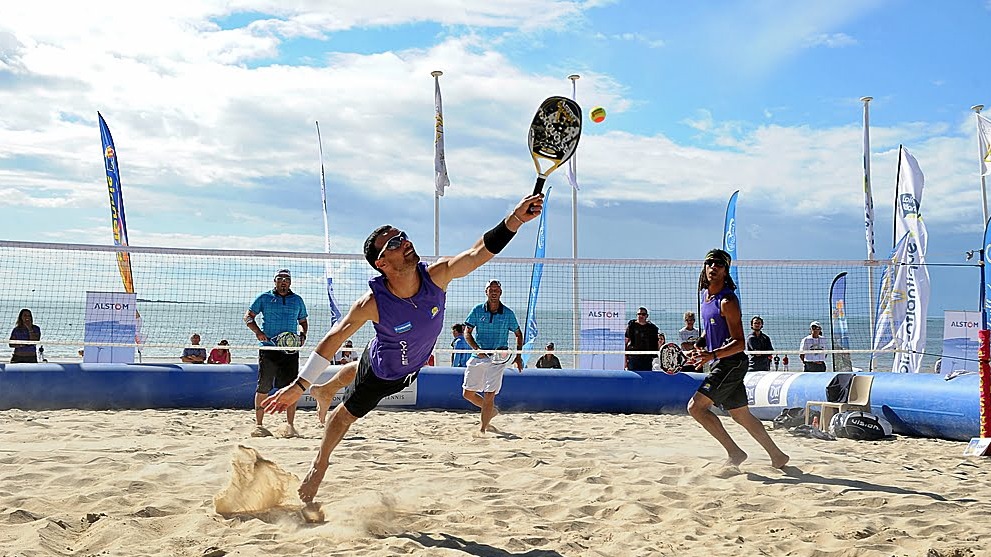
[805,374,874,431]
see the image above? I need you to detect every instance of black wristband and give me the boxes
[294,379,306,392]
[482,218,516,254]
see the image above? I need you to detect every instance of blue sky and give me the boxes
[1,0,990,312]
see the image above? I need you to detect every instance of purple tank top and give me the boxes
[368,262,446,380]
[700,287,736,353]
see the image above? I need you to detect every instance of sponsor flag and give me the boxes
[433,74,450,196]
[316,122,342,325]
[979,114,991,177]
[98,112,135,295]
[829,272,853,372]
[522,187,550,367]
[894,146,924,246]
[723,190,740,298]
[873,227,930,373]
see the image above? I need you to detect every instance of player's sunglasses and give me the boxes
[378,231,408,259]
[704,259,727,268]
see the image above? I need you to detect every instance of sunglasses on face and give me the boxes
[275,276,291,282]
[705,259,727,268]
[637,312,647,316]
[378,230,408,259]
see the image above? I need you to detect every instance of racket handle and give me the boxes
[531,176,546,196]
[528,177,546,214]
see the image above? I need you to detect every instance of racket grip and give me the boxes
[528,177,546,213]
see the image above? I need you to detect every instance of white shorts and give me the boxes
[462,356,508,394]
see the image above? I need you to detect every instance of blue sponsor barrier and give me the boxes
[0,364,980,441]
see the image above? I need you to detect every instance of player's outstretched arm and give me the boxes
[429,194,543,289]
[261,292,377,414]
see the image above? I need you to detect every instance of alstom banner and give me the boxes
[941,310,980,375]
[84,291,137,363]
[579,300,625,370]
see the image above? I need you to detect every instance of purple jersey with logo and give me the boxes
[700,287,736,353]
[368,262,446,380]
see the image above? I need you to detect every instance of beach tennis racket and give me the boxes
[527,96,582,207]
[489,345,518,367]
[658,343,686,375]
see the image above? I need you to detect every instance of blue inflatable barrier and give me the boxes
[0,364,981,441]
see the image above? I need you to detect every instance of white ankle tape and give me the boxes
[299,351,332,384]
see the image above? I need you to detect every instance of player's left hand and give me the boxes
[262,384,302,414]
[514,354,524,373]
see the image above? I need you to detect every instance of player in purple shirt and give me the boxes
[685,248,790,469]
[262,193,544,503]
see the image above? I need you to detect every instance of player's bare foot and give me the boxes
[725,451,748,467]
[310,383,336,425]
[250,425,272,438]
[771,452,790,469]
[281,424,300,438]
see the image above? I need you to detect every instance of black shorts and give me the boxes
[343,346,418,418]
[256,350,299,394]
[696,353,749,410]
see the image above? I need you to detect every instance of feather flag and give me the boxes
[316,121,342,325]
[433,73,450,196]
[829,272,853,372]
[894,146,924,246]
[98,112,135,295]
[521,187,550,367]
[723,190,740,297]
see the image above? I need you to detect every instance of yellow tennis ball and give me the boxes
[590,106,606,123]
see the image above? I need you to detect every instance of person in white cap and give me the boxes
[799,321,828,372]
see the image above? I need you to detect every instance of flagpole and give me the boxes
[973,104,988,227]
[861,96,877,349]
[569,73,581,368]
[432,70,444,256]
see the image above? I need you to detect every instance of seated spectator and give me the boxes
[208,339,232,364]
[181,333,207,364]
[678,311,699,351]
[535,342,562,369]
[335,339,357,365]
[9,308,41,363]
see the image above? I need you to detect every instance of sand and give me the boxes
[0,408,988,557]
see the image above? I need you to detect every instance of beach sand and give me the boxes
[0,408,988,557]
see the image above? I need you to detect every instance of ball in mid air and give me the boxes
[590,106,606,123]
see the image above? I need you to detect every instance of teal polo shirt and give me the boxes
[465,302,520,350]
[249,289,308,338]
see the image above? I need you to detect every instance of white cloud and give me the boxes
[803,32,858,48]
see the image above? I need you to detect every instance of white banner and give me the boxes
[433,74,450,196]
[894,146,925,245]
[940,310,980,374]
[579,300,625,370]
[891,224,930,373]
[979,114,991,177]
[84,291,137,363]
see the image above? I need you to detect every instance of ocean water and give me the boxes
[17,297,948,372]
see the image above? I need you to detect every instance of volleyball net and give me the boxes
[0,240,977,371]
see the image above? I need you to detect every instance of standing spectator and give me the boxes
[678,311,700,351]
[181,333,207,364]
[9,308,41,363]
[245,268,309,438]
[463,279,523,433]
[535,342,562,369]
[799,321,828,372]
[782,354,789,371]
[746,316,774,371]
[335,339,357,365]
[208,339,232,364]
[685,248,789,468]
[625,307,659,371]
[450,323,471,367]
[773,354,780,371]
